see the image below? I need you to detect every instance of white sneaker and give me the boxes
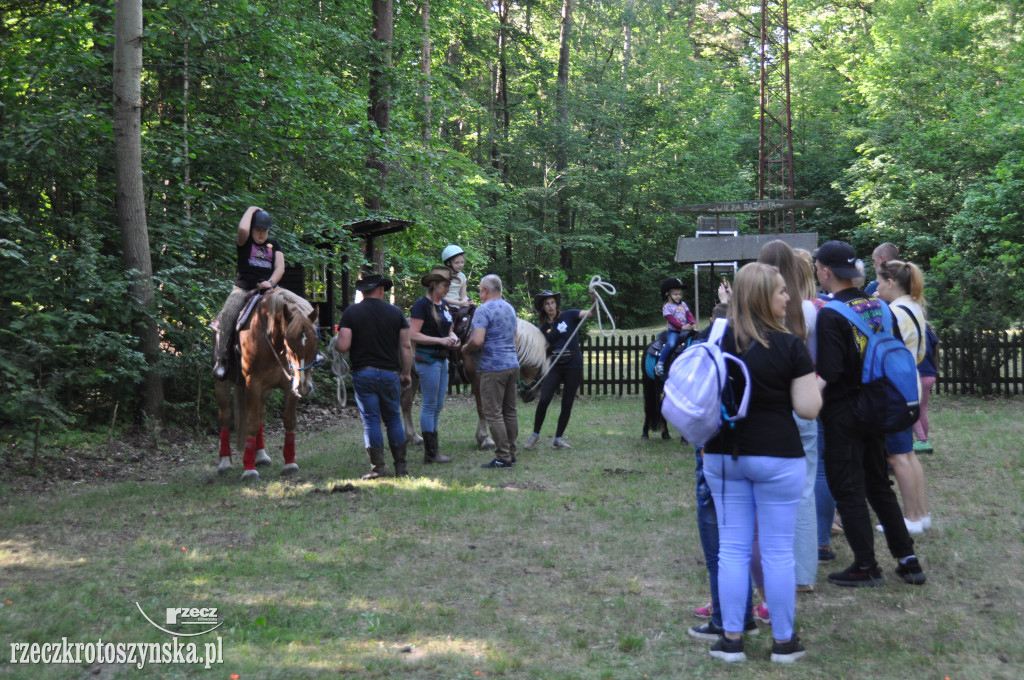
[552,437,572,450]
[523,433,540,451]
[904,518,924,534]
[921,515,932,530]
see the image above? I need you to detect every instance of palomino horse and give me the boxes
[401,313,548,450]
[214,288,321,481]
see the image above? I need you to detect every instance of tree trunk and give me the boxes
[617,0,633,150]
[366,0,394,274]
[492,0,509,176]
[113,0,164,421]
[555,0,574,271]
[420,0,431,142]
[93,1,117,236]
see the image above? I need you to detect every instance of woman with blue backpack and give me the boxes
[873,260,931,533]
[700,262,821,665]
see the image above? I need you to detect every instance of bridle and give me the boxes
[262,318,324,383]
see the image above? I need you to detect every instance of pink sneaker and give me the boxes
[693,602,713,619]
[753,602,770,624]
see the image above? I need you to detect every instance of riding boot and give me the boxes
[423,432,451,464]
[361,447,386,480]
[391,441,409,477]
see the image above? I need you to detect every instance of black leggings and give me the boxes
[532,362,583,438]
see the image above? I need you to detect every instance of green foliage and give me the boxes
[930,152,1024,330]
[2,0,1023,440]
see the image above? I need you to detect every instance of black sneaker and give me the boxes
[895,557,927,585]
[770,635,806,664]
[709,635,745,663]
[828,562,884,587]
[688,620,759,641]
[818,546,836,562]
[481,459,513,469]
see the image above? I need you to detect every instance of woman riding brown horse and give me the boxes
[215,287,320,481]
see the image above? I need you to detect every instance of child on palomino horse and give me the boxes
[212,206,284,380]
[442,244,472,308]
[655,277,696,378]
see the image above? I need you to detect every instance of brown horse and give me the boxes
[401,312,549,450]
[214,288,321,481]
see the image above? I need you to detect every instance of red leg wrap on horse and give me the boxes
[256,421,265,450]
[219,429,232,458]
[242,437,257,470]
[283,432,296,464]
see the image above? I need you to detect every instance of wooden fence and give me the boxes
[447,329,1023,398]
[573,329,1024,397]
[935,329,1024,396]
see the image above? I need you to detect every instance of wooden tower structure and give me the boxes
[758,0,796,233]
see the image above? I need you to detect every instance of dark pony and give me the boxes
[401,305,548,449]
[641,329,694,440]
[215,288,321,480]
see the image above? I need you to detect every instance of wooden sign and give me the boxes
[675,232,819,264]
[673,199,824,214]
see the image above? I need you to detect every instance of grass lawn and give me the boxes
[1,394,1022,679]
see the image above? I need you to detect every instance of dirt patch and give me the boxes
[0,403,358,495]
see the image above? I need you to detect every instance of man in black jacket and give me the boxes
[814,241,926,587]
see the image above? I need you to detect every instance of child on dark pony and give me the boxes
[655,277,696,378]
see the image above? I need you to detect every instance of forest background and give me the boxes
[2,0,1023,435]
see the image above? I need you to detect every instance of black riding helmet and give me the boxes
[251,209,273,231]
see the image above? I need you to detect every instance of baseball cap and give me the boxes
[814,240,861,280]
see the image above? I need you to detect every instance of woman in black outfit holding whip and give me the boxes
[523,290,595,451]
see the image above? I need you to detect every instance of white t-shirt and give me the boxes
[445,271,468,305]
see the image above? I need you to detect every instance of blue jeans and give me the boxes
[793,414,819,586]
[352,367,405,450]
[658,330,680,365]
[815,419,835,548]
[695,450,754,630]
[415,358,449,433]
[705,453,804,641]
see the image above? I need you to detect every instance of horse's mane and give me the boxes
[515,318,549,370]
[266,288,317,339]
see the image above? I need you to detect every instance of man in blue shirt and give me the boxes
[462,274,520,468]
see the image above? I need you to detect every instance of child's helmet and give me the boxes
[252,209,273,230]
[441,244,465,265]
[660,277,684,297]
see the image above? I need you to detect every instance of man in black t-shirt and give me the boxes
[814,240,926,588]
[337,273,413,479]
[213,207,284,380]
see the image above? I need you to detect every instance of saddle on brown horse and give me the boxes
[223,290,264,384]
